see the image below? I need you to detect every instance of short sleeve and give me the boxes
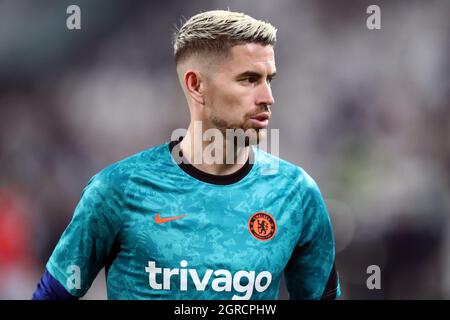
[45,170,125,297]
[284,172,340,299]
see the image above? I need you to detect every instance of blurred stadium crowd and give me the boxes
[0,0,449,299]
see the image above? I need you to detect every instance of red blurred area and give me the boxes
[0,188,32,268]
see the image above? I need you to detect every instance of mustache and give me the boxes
[247,105,271,118]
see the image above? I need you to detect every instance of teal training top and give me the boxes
[46,139,340,300]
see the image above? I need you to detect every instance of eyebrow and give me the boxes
[236,71,277,80]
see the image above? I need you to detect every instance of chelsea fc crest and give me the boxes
[248,212,277,241]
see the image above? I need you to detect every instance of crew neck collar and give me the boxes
[168,137,254,185]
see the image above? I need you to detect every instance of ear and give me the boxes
[184,70,206,105]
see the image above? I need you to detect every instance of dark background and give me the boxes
[0,0,449,299]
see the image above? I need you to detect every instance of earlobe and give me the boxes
[185,71,205,105]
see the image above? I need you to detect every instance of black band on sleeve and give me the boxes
[321,262,339,300]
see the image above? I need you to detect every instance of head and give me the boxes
[174,10,277,146]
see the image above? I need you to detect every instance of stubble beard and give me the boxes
[208,113,264,148]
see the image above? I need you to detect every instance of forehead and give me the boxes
[218,43,276,74]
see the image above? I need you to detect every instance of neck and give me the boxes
[179,122,250,176]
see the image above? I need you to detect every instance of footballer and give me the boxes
[32,10,340,300]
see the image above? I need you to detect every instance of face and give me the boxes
[202,43,276,145]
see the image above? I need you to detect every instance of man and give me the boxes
[33,10,340,300]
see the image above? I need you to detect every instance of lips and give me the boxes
[250,112,270,121]
[249,112,270,128]
[251,113,270,121]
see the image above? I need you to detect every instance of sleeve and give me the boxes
[44,170,125,298]
[284,172,341,300]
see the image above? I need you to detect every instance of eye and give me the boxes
[241,76,257,84]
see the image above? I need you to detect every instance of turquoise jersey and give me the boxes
[46,139,340,300]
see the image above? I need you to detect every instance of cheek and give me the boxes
[216,87,252,116]
[206,80,254,125]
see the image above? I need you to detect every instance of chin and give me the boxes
[221,125,266,148]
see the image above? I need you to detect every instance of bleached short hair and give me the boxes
[173,10,277,64]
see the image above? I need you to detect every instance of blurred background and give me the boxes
[0,0,449,299]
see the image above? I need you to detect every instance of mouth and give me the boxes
[249,113,270,128]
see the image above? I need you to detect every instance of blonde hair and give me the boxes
[173,10,277,64]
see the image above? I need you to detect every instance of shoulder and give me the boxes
[85,142,169,194]
[255,148,320,191]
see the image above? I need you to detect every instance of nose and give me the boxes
[256,81,274,107]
